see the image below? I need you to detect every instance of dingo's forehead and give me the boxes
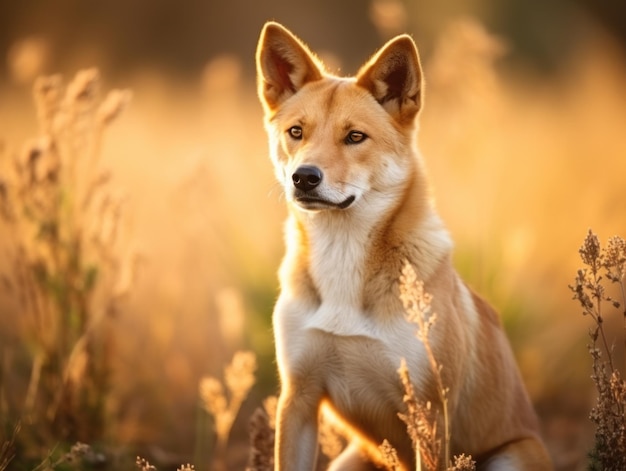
[270,77,402,138]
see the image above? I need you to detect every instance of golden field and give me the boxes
[1,1,625,469]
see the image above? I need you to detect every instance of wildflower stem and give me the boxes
[619,280,626,369]
[591,261,617,375]
[572,231,626,469]
[400,261,452,470]
[422,340,450,468]
[24,351,45,414]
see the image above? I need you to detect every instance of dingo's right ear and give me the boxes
[256,22,324,113]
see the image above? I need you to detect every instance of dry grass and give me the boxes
[26,442,103,471]
[136,455,196,471]
[378,262,476,471]
[0,423,19,471]
[570,230,626,470]
[397,262,452,471]
[246,397,276,471]
[199,350,257,470]
[0,68,135,459]
[0,10,625,471]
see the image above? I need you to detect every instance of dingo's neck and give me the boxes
[284,209,376,336]
[307,211,371,308]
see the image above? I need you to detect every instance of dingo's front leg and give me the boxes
[274,388,320,471]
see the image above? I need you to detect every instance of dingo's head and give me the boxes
[256,22,424,215]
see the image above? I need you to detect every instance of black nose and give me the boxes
[292,165,323,192]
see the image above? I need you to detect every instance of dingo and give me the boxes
[256,22,552,470]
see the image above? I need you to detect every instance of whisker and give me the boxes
[266,181,286,202]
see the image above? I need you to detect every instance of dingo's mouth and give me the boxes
[295,195,356,210]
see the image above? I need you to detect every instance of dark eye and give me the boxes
[288,126,303,140]
[345,130,367,144]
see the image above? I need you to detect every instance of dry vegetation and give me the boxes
[199,351,257,471]
[396,263,453,471]
[0,68,136,463]
[1,6,625,471]
[570,231,626,470]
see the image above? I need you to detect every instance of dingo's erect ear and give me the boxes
[256,22,324,113]
[357,35,423,124]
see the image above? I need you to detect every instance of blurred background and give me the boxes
[1,0,625,470]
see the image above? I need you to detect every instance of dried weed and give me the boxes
[200,351,257,470]
[570,230,626,470]
[0,67,134,452]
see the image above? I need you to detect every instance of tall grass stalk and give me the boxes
[399,261,450,471]
[246,396,276,471]
[0,422,19,471]
[199,351,257,470]
[0,69,133,447]
[570,230,626,470]
[387,261,476,471]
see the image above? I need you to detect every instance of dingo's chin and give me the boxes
[291,191,357,211]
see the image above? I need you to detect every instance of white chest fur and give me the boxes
[300,213,380,337]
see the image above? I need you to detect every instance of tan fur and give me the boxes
[256,22,552,470]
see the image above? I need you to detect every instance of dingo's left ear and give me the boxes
[357,35,423,124]
[256,22,324,113]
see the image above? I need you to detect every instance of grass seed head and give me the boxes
[225,350,257,400]
[97,89,132,127]
[378,439,401,471]
[199,377,227,416]
[136,456,157,471]
[449,453,477,471]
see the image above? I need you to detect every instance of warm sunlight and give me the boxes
[1,1,625,470]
